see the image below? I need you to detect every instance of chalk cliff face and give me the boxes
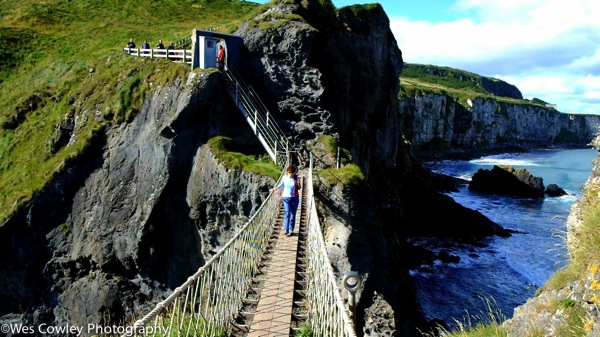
[400,93,600,158]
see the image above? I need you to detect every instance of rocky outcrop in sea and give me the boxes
[469,165,545,198]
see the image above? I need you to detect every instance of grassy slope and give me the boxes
[0,0,265,224]
[399,63,549,109]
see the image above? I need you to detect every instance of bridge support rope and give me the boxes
[122,174,284,337]
[122,153,358,337]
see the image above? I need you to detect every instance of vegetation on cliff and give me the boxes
[207,136,280,180]
[0,0,265,224]
[399,63,551,110]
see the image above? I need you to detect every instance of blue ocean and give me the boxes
[412,148,598,327]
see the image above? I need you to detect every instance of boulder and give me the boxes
[545,183,568,197]
[468,165,545,198]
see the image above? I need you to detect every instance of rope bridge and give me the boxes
[123,156,357,336]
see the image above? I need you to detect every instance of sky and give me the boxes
[324,0,600,115]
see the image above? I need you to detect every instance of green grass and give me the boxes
[570,185,600,270]
[294,322,314,337]
[401,63,490,95]
[316,163,365,186]
[540,181,600,293]
[0,0,266,224]
[423,297,508,337]
[315,134,351,165]
[207,136,281,180]
[537,265,581,293]
[399,63,550,110]
[439,322,507,337]
[553,303,587,337]
[316,134,338,158]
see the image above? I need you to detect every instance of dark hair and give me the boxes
[286,165,296,173]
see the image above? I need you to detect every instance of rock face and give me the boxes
[0,73,274,329]
[480,77,523,99]
[400,93,600,159]
[239,3,404,173]
[469,165,545,198]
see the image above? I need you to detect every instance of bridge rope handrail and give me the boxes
[304,153,358,337]
[121,153,358,336]
[122,168,288,337]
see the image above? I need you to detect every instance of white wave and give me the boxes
[470,157,542,167]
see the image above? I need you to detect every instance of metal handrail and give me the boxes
[224,64,289,166]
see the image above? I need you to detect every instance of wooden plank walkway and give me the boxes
[247,179,304,337]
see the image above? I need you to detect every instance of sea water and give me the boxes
[411,148,598,327]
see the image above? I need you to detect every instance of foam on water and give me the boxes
[470,157,542,167]
[413,148,597,326]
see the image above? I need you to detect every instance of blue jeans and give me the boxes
[282,197,299,233]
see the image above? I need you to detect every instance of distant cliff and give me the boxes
[400,92,600,159]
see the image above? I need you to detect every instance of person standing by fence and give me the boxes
[167,41,175,59]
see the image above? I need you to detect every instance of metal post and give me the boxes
[254,109,258,135]
[348,293,356,321]
[343,272,362,325]
[337,147,341,169]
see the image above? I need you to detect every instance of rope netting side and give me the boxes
[122,177,283,337]
[304,154,357,337]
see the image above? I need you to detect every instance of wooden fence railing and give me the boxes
[122,48,193,64]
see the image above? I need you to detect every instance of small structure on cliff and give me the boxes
[190,29,243,70]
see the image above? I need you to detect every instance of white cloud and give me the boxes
[502,75,571,97]
[390,0,600,114]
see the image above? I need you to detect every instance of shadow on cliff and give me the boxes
[0,129,106,320]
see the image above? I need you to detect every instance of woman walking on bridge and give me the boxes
[272,165,301,236]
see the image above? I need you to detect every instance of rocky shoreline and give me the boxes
[501,138,600,336]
